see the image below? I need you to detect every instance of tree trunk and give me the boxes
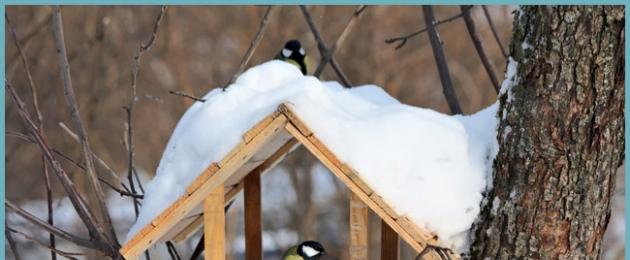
[470,6,624,259]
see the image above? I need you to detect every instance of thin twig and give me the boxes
[300,5,352,87]
[5,80,107,248]
[5,220,22,260]
[6,201,107,251]
[422,6,463,114]
[126,5,167,219]
[168,90,206,102]
[226,6,275,88]
[313,5,367,77]
[7,226,85,260]
[51,6,119,247]
[482,5,508,58]
[386,6,474,50]
[6,12,57,260]
[460,5,500,93]
[58,122,129,193]
[166,241,182,260]
[7,12,52,68]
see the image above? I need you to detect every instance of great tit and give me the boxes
[275,40,308,75]
[282,240,326,260]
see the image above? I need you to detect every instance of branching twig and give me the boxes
[460,5,500,93]
[422,6,462,114]
[6,201,107,252]
[7,226,85,260]
[51,6,120,247]
[226,6,275,88]
[126,5,167,219]
[385,6,474,50]
[168,90,206,102]
[300,5,352,87]
[6,12,57,260]
[5,80,108,248]
[482,5,508,58]
[5,220,22,260]
[313,5,367,78]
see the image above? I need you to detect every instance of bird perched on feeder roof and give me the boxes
[282,240,326,260]
[275,39,308,75]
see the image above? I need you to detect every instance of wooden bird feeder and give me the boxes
[120,103,459,260]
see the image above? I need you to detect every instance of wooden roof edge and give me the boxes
[120,113,289,259]
[120,103,459,260]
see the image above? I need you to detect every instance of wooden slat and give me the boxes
[171,138,300,243]
[186,163,220,195]
[242,112,280,143]
[244,171,262,260]
[369,193,398,220]
[278,103,313,137]
[204,185,225,260]
[308,135,342,168]
[381,219,399,260]
[120,115,288,259]
[286,123,445,260]
[341,163,373,196]
[349,194,368,260]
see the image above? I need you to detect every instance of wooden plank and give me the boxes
[341,163,373,196]
[381,219,399,260]
[349,194,368,260]
[186,163,220,195]
[369,193,398,220]
[397,216,439,245]
[218,141,247,168]
[204,184,225,260]
[308,135,342,168]
[278,103,313,137]
[170,138,300,243]
[120,115,288,259]
[286,123,445,260]
[244,171,262,260]
[242,112,279,143]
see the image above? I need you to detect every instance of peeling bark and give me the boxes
[470,6,624,259]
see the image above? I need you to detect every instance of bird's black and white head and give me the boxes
[278,39,308,75]
[281,40,306,60]
[297,240,326,259]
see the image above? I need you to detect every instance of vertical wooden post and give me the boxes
[204,184,225,260]
[381,219,399,260]
[244,171,262,260]
[349,193,368,260]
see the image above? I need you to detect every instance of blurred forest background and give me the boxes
[5,5,624,260]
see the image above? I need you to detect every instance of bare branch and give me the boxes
[166,241,182,260]
[226,6,275,87]
[422,6,463,114]
[300,5,352,87]
[7,12,52,68]
[6,12,57,259]
[385,6,473,50]
[460,5,500,93]
[51,6,119,246]
[5,80,106,245]
[126,5,167,219]
[6,201,106,251]
[7,226,85,260]
[168,90,206,102]
[313,5,367,77]
[482,5,508,59]
[5,220,22,260]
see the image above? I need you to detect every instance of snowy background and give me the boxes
[5,5,624,260]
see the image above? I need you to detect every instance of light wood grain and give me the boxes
[349,194,368,260]
[204,185,225,260]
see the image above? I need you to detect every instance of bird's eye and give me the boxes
[299,48,305,56]
[282,48,292,58]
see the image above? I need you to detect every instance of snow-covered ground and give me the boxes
[126,60,501,253]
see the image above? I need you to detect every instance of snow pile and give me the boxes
[127,60,499,253]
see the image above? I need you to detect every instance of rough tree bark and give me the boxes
[470,6,624,259]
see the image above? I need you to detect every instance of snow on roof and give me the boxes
[126,60,499,254]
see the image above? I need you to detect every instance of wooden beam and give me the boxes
[204,185,225,260]
[284,121,447,260]
[171,138,300,243]
[244,171,262,260]
[381,219,399,260]
[120,115,287,259]
[349,193,368,260]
